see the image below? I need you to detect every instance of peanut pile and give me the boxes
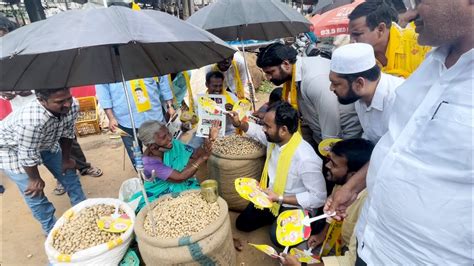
[52,204,123,255]
[144,192,220,239]
[77,110,96,121]
[213,135,264,156]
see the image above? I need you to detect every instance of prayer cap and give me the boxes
[330,43,376,74]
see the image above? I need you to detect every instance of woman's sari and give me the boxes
[130,139,200,211]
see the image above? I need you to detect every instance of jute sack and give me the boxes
[45,198,135,265]
[134,191,236,266]
[207,146,266,212]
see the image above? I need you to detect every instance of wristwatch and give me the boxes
[278,195,284,205]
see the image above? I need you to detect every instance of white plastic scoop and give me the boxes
[301,212,336,227]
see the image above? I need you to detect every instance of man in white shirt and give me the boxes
[228,101,327,246]
[325,1,473,264]
[329,43,405,144]
[256,43,362,148]
[205,51,251,99]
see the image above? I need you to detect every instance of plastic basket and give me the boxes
[75,96,100,136]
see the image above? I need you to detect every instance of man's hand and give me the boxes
[264,188,279,203]
[279,253,301,266]
[24,178,45,198]
[226,111,241,127]
[62,158,76,173]
[167,106,176,120]
[108,117,119,132]
[324,185,358,221]
[308,233,326,249]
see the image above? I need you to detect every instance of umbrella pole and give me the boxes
[114,46,155,219]
[240,38,257,111]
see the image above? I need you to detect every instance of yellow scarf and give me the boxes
[382,22,431,79]
[129,79,151,113]
[212,60,245,99]
[283,64,298,110]
[259,131,303,216]
[320,220,343,256]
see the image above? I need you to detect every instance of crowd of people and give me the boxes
[0,0,472,265]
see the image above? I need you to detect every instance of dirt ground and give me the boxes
[0,92,280,266]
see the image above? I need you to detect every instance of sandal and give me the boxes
[53,183,66,196]
[81,166,103,177]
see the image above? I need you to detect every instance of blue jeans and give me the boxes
[3,149,86,234]
[118,124,143,169]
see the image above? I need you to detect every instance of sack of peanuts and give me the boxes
[135,190,236,265]
[44,198,135,265]
[207,135,266,211]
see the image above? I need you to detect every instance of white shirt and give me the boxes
[356,46,473,264]
[296,56,362,143]
[204,52,250,97]
[246,122,327,209]
[9,93,36,111]
[355,73,405,144]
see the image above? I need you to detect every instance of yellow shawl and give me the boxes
[259,131,303,216]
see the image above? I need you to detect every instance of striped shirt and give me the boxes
[0,99,78,174]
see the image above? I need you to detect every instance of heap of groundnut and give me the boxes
[52,204,123,255]
[213,135,265,156]
[144,192,220,239]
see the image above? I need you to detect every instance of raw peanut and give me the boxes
[213,135,264,156]
[144,192,219,239]
[52,204,125,255]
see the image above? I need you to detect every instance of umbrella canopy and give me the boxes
[311,0,364,38]
[313,0,354,15]
[0,6,236,91]
[187,0,312,41]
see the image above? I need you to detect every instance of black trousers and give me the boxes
[236,203,297,248]
[355,240,368,266]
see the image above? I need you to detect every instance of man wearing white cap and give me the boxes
[329,43,405,144]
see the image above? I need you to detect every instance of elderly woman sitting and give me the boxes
[129,120,219,211]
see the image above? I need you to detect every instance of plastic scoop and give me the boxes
[301,212,336,227]
[111,202,120,219]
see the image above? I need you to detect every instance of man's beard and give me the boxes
[326,171,348,185]
[270,67,291,86]
[265,132,282,143]
[337,85,360,105]
[270,77,287,86]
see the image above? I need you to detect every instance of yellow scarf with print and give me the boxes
[259,131,303,216]
[129,79,151,113]
[283,65,297,110]
[212,60,245,99]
